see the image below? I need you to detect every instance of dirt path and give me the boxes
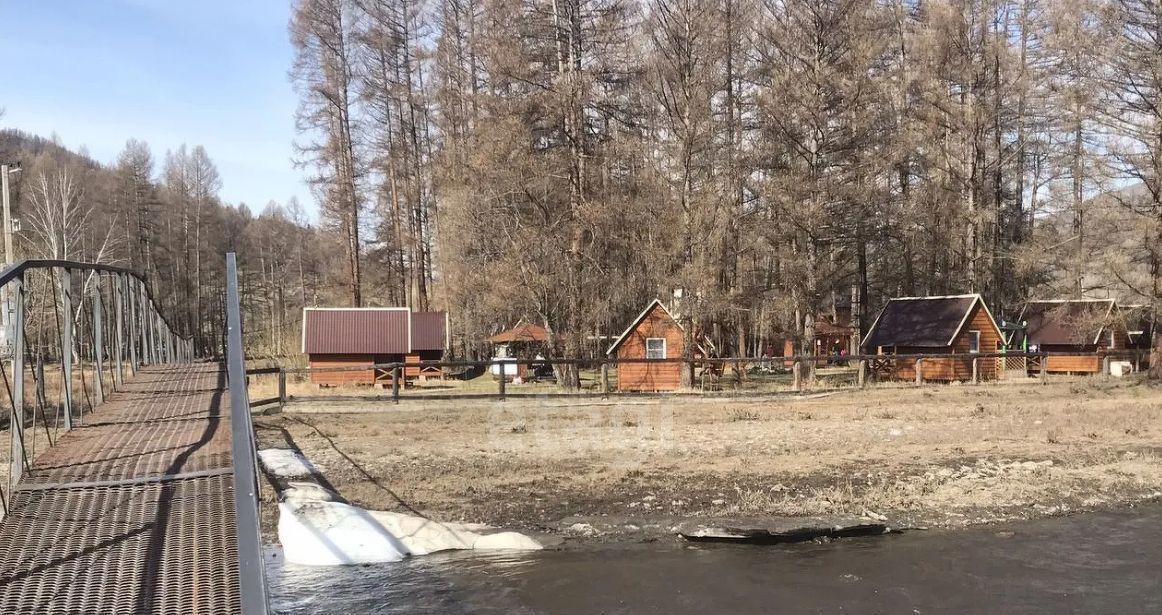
[255,377,1162,540]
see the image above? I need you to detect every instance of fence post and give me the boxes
[391,366,400,404]
[601,361,610,398]
[1039,354,1047,381]
[60,267,75,431]
[857,359,867,388]
[915,358,923,386]
[792,359,802,392]
[1102,355,1111,378]
[8,273,25,499]
[498,361,507,401]
[278,369,287,407]
[971,357,979,385]
[92,276,105,405]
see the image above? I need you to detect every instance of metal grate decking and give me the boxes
[0,364,243,614]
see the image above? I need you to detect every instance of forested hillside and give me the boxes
[290,0,1162,360]
[3,0,1161,364]
[0,129,333,358]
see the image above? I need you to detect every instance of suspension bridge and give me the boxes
[0,255,267,614]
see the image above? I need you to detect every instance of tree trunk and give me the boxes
[1150,332,1161,380]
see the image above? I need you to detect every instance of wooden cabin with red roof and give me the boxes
[302,308,448,386]
[861,294,1002,381]
[606,299,700,392]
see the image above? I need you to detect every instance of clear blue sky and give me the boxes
[0,0,310,213]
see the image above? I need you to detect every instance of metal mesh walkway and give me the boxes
[0,364,243,614]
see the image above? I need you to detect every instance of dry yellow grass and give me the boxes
[255,376,1162,535]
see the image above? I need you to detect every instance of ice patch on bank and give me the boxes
[258,449,320,478]
[260,448,542,566]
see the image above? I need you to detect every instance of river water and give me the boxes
[268,504,1162,614]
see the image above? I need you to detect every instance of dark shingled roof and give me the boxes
[1020,300,1115,346]
[302,308,447,354]
[488,322,549,344]
[862,295,983,349]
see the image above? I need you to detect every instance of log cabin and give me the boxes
[302,308,448,386]
[861,294,1003,381]
[606,299,699,392]
[1017,299,1129,374]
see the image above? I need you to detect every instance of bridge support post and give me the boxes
[137,279,149,366]
[148,288,159,365]
[113,273,125,385]
[60,267,75,431]
[8,273,25,502]
[92,276,105,405]
[151,311,159,365]
[122,274,136,374]
[158,314,166,364]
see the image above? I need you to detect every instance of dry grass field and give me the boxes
[254,376,1162,538]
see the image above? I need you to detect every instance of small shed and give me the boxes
[782,307,858,366]
[1118,304,1154,351]
[488,322,551,380]
[1017,299,1127,374]
[862,294,1002,381]
[302,308,448,386]
[606,299,694,392]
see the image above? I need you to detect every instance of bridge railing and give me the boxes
[246,348,1153,405]
[0,259,192,518]
[223,253,270,614]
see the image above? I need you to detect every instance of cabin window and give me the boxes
[645,338,667,360]
[968,330,981,353]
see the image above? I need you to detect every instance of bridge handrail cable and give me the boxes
[225,252,271,614]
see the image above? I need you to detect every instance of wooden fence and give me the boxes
[244,349,1152,407]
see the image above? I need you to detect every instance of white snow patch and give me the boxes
[259,449,319,478]
[282,482,339,503]
[280,501,543,565]
[262,447,542,566]
[280,501,410,565]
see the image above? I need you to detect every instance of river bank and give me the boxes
[268,502,1162,614]
[254,377,1162,544]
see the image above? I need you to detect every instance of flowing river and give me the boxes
[268,504,1162,614]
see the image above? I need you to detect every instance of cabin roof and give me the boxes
[862,294,997,349]
[606,299,682,356]
[302,307,446,354]
[488,322,550,344]
[1019,299,1116,346]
